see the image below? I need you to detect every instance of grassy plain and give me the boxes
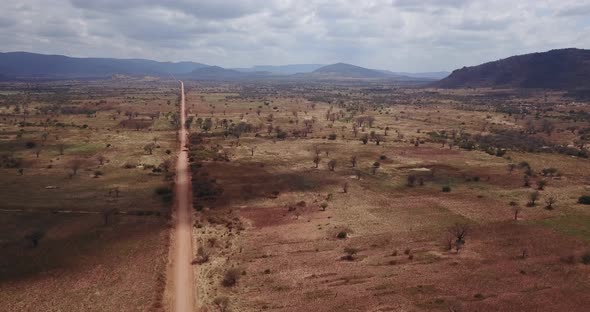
[0,79,179,311]
[184,82,590,311]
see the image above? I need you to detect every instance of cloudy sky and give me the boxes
[1,0,589,72]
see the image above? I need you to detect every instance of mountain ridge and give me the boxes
[435,48,590,89]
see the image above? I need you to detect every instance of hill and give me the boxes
[311,63,392,79]
[0,52,208,78]
[233,64,325,75]
[435,48,590,89]
[188,66,251,80]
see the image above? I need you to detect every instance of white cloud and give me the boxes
[0,0,588,71]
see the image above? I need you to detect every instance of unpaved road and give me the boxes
[173,81,195,312]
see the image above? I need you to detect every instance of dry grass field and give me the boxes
[184,82,590,311]
[2,78,590,312]
[0,79,179,311]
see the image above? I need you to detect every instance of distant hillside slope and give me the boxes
[233,64,326,75]
[435,48,590,89]
[0,52,208,78]
[312,63,391,78]
[188,66,251,80]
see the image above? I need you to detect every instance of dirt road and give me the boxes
[173,81,195,312]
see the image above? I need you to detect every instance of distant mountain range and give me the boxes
[7,49,590,89]
[0,51,446,81]
[435,48,590,89]
[0,52,208,78]
[232,64,325,75]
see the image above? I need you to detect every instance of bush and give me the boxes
[222,268,241,287]
[155,185,173,196]
[578,195,590,205]
[155,185,173,203]
[337,231,347,239]
[122,162,136,169]
[582,251,590,265]
[442,186,452,192]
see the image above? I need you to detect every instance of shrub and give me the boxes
[337,231,347,239]
[442,186,452,192]
[155,185,173,196]
[192,247,209,265]
[582,251,590,265]
[406,175,416,187]
[327,133,337,140]
[342,247,358,261]
[155,185,174,203]
[222,268,241,287]
[122,162,136,169]
[578,195,590,205]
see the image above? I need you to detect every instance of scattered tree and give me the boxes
[350,155,357,168]
[545,196,556,210]
[407,175,416,187]
[512,204,522,220]
[96,155,106,165]
[213,297,230,312]
[68,159,83,176]
[222,269,241,287]
[100,208,117,225]
[144,143,156,155]
[327,159,337,171]
[448,223,469,252]
[25,230,44,248]
[313,155,320,168]
[372,161,380,174]
[527,191,540,207]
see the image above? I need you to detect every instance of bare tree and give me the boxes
[407,175,416,187]
[96,155,107,165]
[100,208,117,225]
[527,191,540,207]
[541,119,555,136]
[144,143,156,155]
[374,134,383,145]
[545,196,556,210]
[68,159,83,176]
[448,223,469,252]
[313,155,320,168]
[213,296,230,312]
[350,155,357,168]
[327,159,337,171]
[361,134,369,144]
[25,230,44,248]
[372,161,380,174]
[511,203,521,220]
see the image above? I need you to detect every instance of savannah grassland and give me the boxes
[0,79,180,311]
[185,82,590,311]
[1,78,590,312]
